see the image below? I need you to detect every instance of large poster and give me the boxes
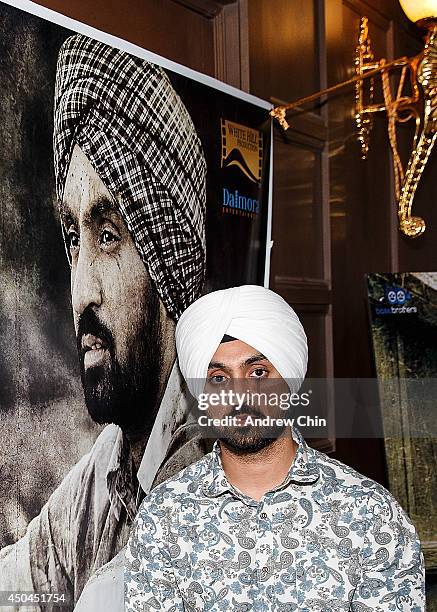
[0,1,272,609]
[367,272,437,571]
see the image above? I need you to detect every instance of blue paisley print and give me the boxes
[124,426,425,611]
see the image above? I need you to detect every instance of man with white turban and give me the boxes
[0,34,209,611]
[125,285,425,611]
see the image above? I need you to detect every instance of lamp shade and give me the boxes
[399,0,437,23]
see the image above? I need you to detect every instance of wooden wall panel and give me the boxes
[272,140,325,280]
[247,0,319,101]
[34,0,216,75]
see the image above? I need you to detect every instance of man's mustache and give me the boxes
[225,404,263,419]
[76,306,115,360]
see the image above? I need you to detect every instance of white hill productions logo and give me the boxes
[220,119,263,219]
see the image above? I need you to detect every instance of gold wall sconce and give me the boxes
[271,1,437,238]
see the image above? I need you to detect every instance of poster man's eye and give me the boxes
[68,230,79,250]
[100,229,119,246]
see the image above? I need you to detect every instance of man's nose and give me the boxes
[230,377,251,400]
[72,243,102,316]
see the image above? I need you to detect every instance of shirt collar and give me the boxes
[202,425,320,499]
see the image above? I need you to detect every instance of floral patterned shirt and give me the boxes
[124,425,425,611]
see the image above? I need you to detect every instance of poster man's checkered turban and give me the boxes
[53,35,207,319]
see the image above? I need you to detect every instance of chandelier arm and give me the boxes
[270,56,412,130]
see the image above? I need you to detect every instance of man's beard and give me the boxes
[210,405,287,455]
[76,293,162,432]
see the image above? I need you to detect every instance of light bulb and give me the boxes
[399,0,437,24]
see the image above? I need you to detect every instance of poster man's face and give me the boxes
[60,144,163,432]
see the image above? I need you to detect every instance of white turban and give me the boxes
[175,285,308,398]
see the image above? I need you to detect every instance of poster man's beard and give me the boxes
[76,295,162,432]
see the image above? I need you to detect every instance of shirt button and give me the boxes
[260,512,268,519]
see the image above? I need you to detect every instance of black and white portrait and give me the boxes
[0,2,271,609]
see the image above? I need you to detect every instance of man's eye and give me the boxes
[67,230,79,250]
[250,368,268,378]
[209,374,228,385]
[100,229,119,246]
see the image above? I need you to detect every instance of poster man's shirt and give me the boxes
[125,425,425,611]
[0,366,208,611]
